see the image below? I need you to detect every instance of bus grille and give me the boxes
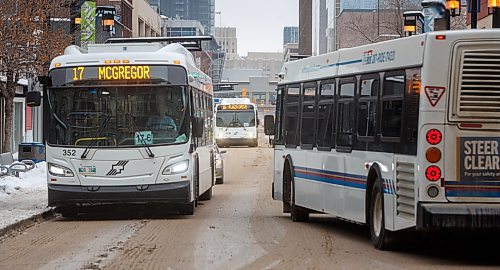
[457,49,500,120]
[396,162,415,220]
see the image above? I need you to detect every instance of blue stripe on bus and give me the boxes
[445,181,500,198]
[446,190,500,198]
[294,166,365,180]
[292,166,398,195]
[445,181,500,187]
[293,166,372,191]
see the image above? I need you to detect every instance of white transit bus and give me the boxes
[264,30,500,249]
[214,98,258,147]
[40,41,216,216]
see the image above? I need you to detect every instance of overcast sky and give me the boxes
[215,0,299,56]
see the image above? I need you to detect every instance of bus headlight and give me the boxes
[247,133,256,138]
[48,163,74,177]
[163,160,189,175]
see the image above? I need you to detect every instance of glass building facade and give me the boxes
[159,0,215,35]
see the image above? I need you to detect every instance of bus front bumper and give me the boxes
[216,138,256,146]
[417,203,500,229]
[48,181,191,207]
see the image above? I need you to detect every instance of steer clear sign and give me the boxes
[459,137,500,181]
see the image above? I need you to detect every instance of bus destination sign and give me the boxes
[72,65,151,81]
[218,104,254,110]
[50,65,188,86]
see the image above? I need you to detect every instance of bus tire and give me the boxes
[193,157,200,207]
[181,201,195,215]
[283,164,292,213]
[59,206,78,218]
[291,179,309,222]
[199,187,212,201]
[250,139,258,147]
[216,177,224,185]
[369,178,393,250]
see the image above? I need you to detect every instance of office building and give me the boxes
[215,27,238,58]
[299,0,313,55]
[283,26,299,46]
[158,0,215,35]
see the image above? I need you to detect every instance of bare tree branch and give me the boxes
[0,0,71,152]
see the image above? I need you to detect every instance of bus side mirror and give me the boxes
[257,119,260,126]
[264,115,275,135]
[26,91,41,107]
[37,75,50,86]
[192,117,204,138]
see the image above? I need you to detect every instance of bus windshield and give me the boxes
[216,110,255,128]
[47,85,190,147]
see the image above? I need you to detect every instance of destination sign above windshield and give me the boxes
[49,65,187,86]
[218,104,254,110]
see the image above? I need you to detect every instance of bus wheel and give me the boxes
[216,176,224,185]
[370,178,393,250]
[59,206,78,218]
[251,140,258,147]
[181,201,195,215]
[291,179,309,222]
[193,158,200,207]
[199,187,212,201]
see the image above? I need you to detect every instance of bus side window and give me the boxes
[357,75,380,140]
[317,80,335,151]
[337,77,356,150]
[284,85,300,148]
[300,82,317,149]
[275,87,285,144]
[381,71,405,141]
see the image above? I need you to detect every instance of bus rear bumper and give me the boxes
[417,203,500,229]
[48,181,191,207]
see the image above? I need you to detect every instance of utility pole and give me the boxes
[491,1,500,28]
[470,0,478,29]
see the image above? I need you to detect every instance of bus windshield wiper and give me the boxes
[129,115,155,158]
[81,114,111,159]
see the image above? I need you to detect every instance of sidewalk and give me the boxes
[0,163,50,232]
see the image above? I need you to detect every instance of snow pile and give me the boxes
[0,162,47,197]
[0,162,49,231]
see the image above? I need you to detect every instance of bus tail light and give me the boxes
[426,129,442,145]
[425,147,442,163]
[425,166,441,181]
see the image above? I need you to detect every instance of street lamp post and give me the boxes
[445,0,461,30]
[488,0,500,28]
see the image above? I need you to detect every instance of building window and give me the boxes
[252,92,266,105]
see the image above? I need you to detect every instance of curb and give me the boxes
[0,209,55,239]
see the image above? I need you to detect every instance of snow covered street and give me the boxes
[0,163,49,232]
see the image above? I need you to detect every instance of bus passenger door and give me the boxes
[273,87,286,200]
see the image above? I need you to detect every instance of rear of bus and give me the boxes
[417,30,500,229]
